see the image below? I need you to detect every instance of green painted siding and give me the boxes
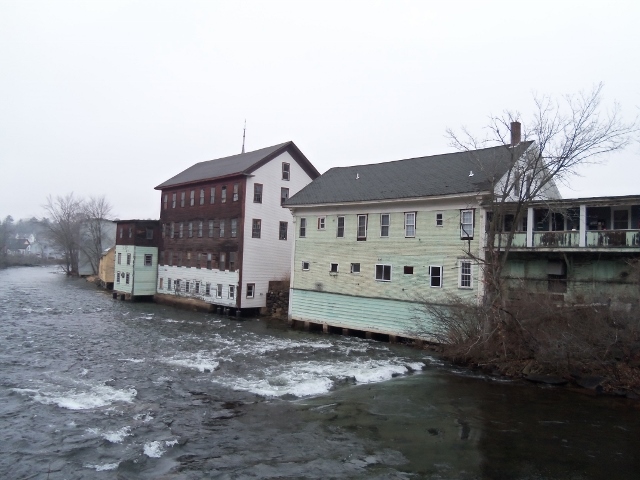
[293,207,482,304]
[133,246,158,295]
[291,289,433,338]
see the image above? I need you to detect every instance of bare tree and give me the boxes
[447,83,637,308]
[42,193,84,275]
[0,215,15,267]
[80,195,114,275]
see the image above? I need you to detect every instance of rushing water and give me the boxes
[1,267,639,479]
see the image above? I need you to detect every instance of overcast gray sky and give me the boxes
[1,0,638,221]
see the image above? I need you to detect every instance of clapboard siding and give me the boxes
[157,265,240,307]
[132,246,158,295]
[241,151,316,308]
[290,289,431,338]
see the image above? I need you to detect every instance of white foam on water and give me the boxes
[25,383,137,410]
[165,439,179,447]
[164,319,180,323]
[143,441,164,458]
[120,358,145,363]
[102,426,132,443]
[133,413,153,422]
[161,351,219,373]
[84,462,120,471]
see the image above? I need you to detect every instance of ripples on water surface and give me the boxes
[0,267,639,479]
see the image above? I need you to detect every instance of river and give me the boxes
[0,267,638,479]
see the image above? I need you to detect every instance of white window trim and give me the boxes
[461,209,474,239]
[350,263,360,274]
[336,216,345,238]
[317,216,326,230]
[302,261,310,271]
[435,212,444,227]
[246,283,255,298]
[380,213,390,237]
[329,262,339,274]
[375,264,392,282]
[429,265,443,288]
[611,207,631,230]
[357,214,367,240]
[458,260,473,289]
[404,212,416,238]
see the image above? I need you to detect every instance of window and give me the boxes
[144,254,152,266]
[160,251,164,265]
[205,283,211,296]
[175,279,182,292]
[405,212,416,237]
[337,216,344,238]
[330,263,339,273]
[229,252,236,272]
[216,284,223,298]
[380,214,390,237]
[279,221,288,240]
[116,272,120,283]
[302,261,310,270]
[190,189,195,206]
[162,224,166,239]
[219,252,226,270]
[119,227,123,239]
[357,215,367,241]
[179,223,184,238]
[177,252,182,267]
[315,217,325,230]
[281,187,289,205]
[172,193,176,208]
[117,253,121,265]
[181,191,185,207]
[188,222,193,238]
[125,273,130,284]
[196,252,201,269]
[461,209,474,239]
[350,263,360,274]
[159,277,163,290]
[282,162,290,180]
[299,218,307,237]
[195,281,200,294]
[210,187,215,204]
[254,184,263,203]
[233,183,239,201]
[208,220,214,237]
[170,222,175,238]
[200,189,205,205]
[163,194,168,210]
[404,266,414,274]
[436,212,444,227]
[219,220,225,237]
[128,227,132,238]
[126,253,131,265]
[167,250,172,266]
[429,266,443,288]
[221,186,227,203]
[198,221,203,238]
[613,209,629,229]
[206,253,212,269]
[185,281,190,293]
[231,218,237,238]
[375,264,391,282]
[459,260,472,288]
[246,283,255,298]
[229,285,235,300]
[167,278,172,291]
[252,219,261,238]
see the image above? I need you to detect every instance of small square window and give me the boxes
[317,217,326,230]
[144,254,152,266]
[436,212,443,227]
[404,266,414,274]
[375,264,391,282]
[246,283,255,298]
[350,263,360,274]
[330,263,339,273]
[429,265,443,288]
[282,162,290,180]
[302,261,310,270]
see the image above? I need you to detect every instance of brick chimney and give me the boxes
[510,121,521,146]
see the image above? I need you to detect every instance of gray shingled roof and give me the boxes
[286,142,533,206]
[155,141,318,189]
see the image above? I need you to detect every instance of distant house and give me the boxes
[154,141,320,313]
[114,220,160,299]
[284,137,555,339]
[7,237,31,255]
[99,247,115,289]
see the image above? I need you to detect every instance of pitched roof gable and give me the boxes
[155,141,319,190]
[286,142,533,206]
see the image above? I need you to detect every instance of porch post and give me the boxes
[579,204,587,247]
[526,207,534,247]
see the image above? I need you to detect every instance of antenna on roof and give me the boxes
[241,120,246,154]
